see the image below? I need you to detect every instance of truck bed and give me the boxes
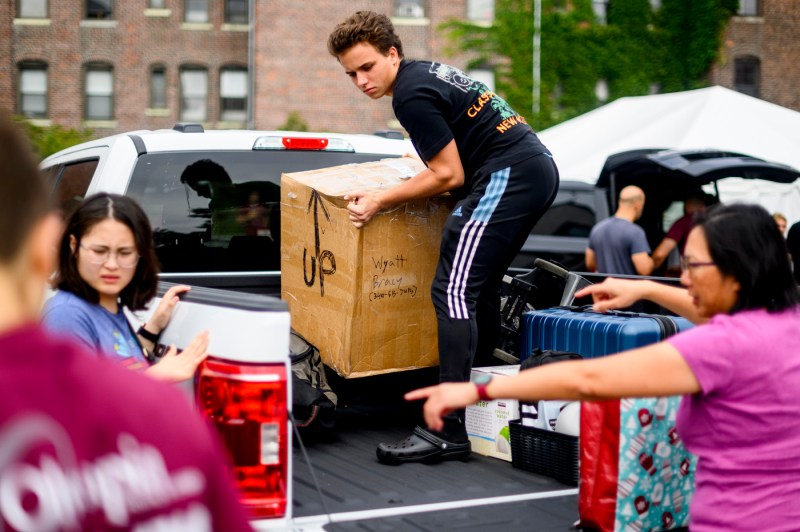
[285,273,686,530]
[291,368,579,531]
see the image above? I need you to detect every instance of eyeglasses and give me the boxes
[680,256,715,272]
[79,244,140,268]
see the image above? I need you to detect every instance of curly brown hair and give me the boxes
[327,11,404,59]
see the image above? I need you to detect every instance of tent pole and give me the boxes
[532,0,541,116]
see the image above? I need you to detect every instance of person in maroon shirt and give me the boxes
[0,114,253,531]
[651,193,708,274]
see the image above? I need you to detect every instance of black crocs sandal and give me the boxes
[376,426,471,464]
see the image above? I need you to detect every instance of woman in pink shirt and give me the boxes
[409,203,800,531]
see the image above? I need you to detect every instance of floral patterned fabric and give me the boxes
[615,396,697,531]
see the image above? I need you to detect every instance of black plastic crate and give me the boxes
[509,419,578,486]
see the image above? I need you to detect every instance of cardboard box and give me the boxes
[280,157,454,378]
[466,365,520,462]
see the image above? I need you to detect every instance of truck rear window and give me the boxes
[126,151,397,273]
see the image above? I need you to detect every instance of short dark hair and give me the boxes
[54,193,159,311]
[0,115,49,263]
[327,11,404,59]
[696,203,799,313]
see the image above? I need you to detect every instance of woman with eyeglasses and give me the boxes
[42,192,209,382]
[408,203,800,530]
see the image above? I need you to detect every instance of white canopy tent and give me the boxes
[538,86,800,227]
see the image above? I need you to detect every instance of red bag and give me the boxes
[579,397,696,531]
[579,400,622,530]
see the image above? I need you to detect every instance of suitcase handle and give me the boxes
[553,304,595,313]
[533,258,569,279]
[551,306,680,337]
[533,259,593,306]
[555,305,657,319]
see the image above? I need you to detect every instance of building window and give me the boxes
[220,67,248,122]
[149,0,166,7]
[467,0,494,22]
[85,65,114,120]
[150,65,167,109]
[185,0,209,22]
[225,0,248,24]
[18,0,47,18]
[734,56,760,97]
[593,0,608,24]
[19,63,48,118]
[395,0,425,18]
[738,0,759,16]
[180,67,208,121]
[86,0,113,20]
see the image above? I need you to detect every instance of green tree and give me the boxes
[655,0,739,91]
[441,0,736,129]
[11,117,95,159]
[279,111,309,132]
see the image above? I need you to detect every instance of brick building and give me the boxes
[0,0,492,136]
[251,0,485,135]
[7,1,793,139]
[709,0,800,111]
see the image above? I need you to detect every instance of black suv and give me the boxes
[512,180,610,272]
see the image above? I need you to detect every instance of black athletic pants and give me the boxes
[430,152,559,440]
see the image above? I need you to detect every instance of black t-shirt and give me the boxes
[392,60,549,197]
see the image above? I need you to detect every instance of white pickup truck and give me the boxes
[43,126,580,531]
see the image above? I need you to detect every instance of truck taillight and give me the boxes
[196,358,288,518]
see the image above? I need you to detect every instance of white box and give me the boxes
[465,365,520,462]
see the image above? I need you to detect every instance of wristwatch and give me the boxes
[473,373,494,401]
[137,325,161,343]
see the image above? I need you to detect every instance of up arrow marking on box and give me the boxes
[303,189,336,297]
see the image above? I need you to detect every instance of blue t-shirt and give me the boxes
[588,217,651,275]
[41,290,149,371]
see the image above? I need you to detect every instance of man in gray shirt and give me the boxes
[586,185,654,275]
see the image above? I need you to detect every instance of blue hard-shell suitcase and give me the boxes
[520,306,693,361]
